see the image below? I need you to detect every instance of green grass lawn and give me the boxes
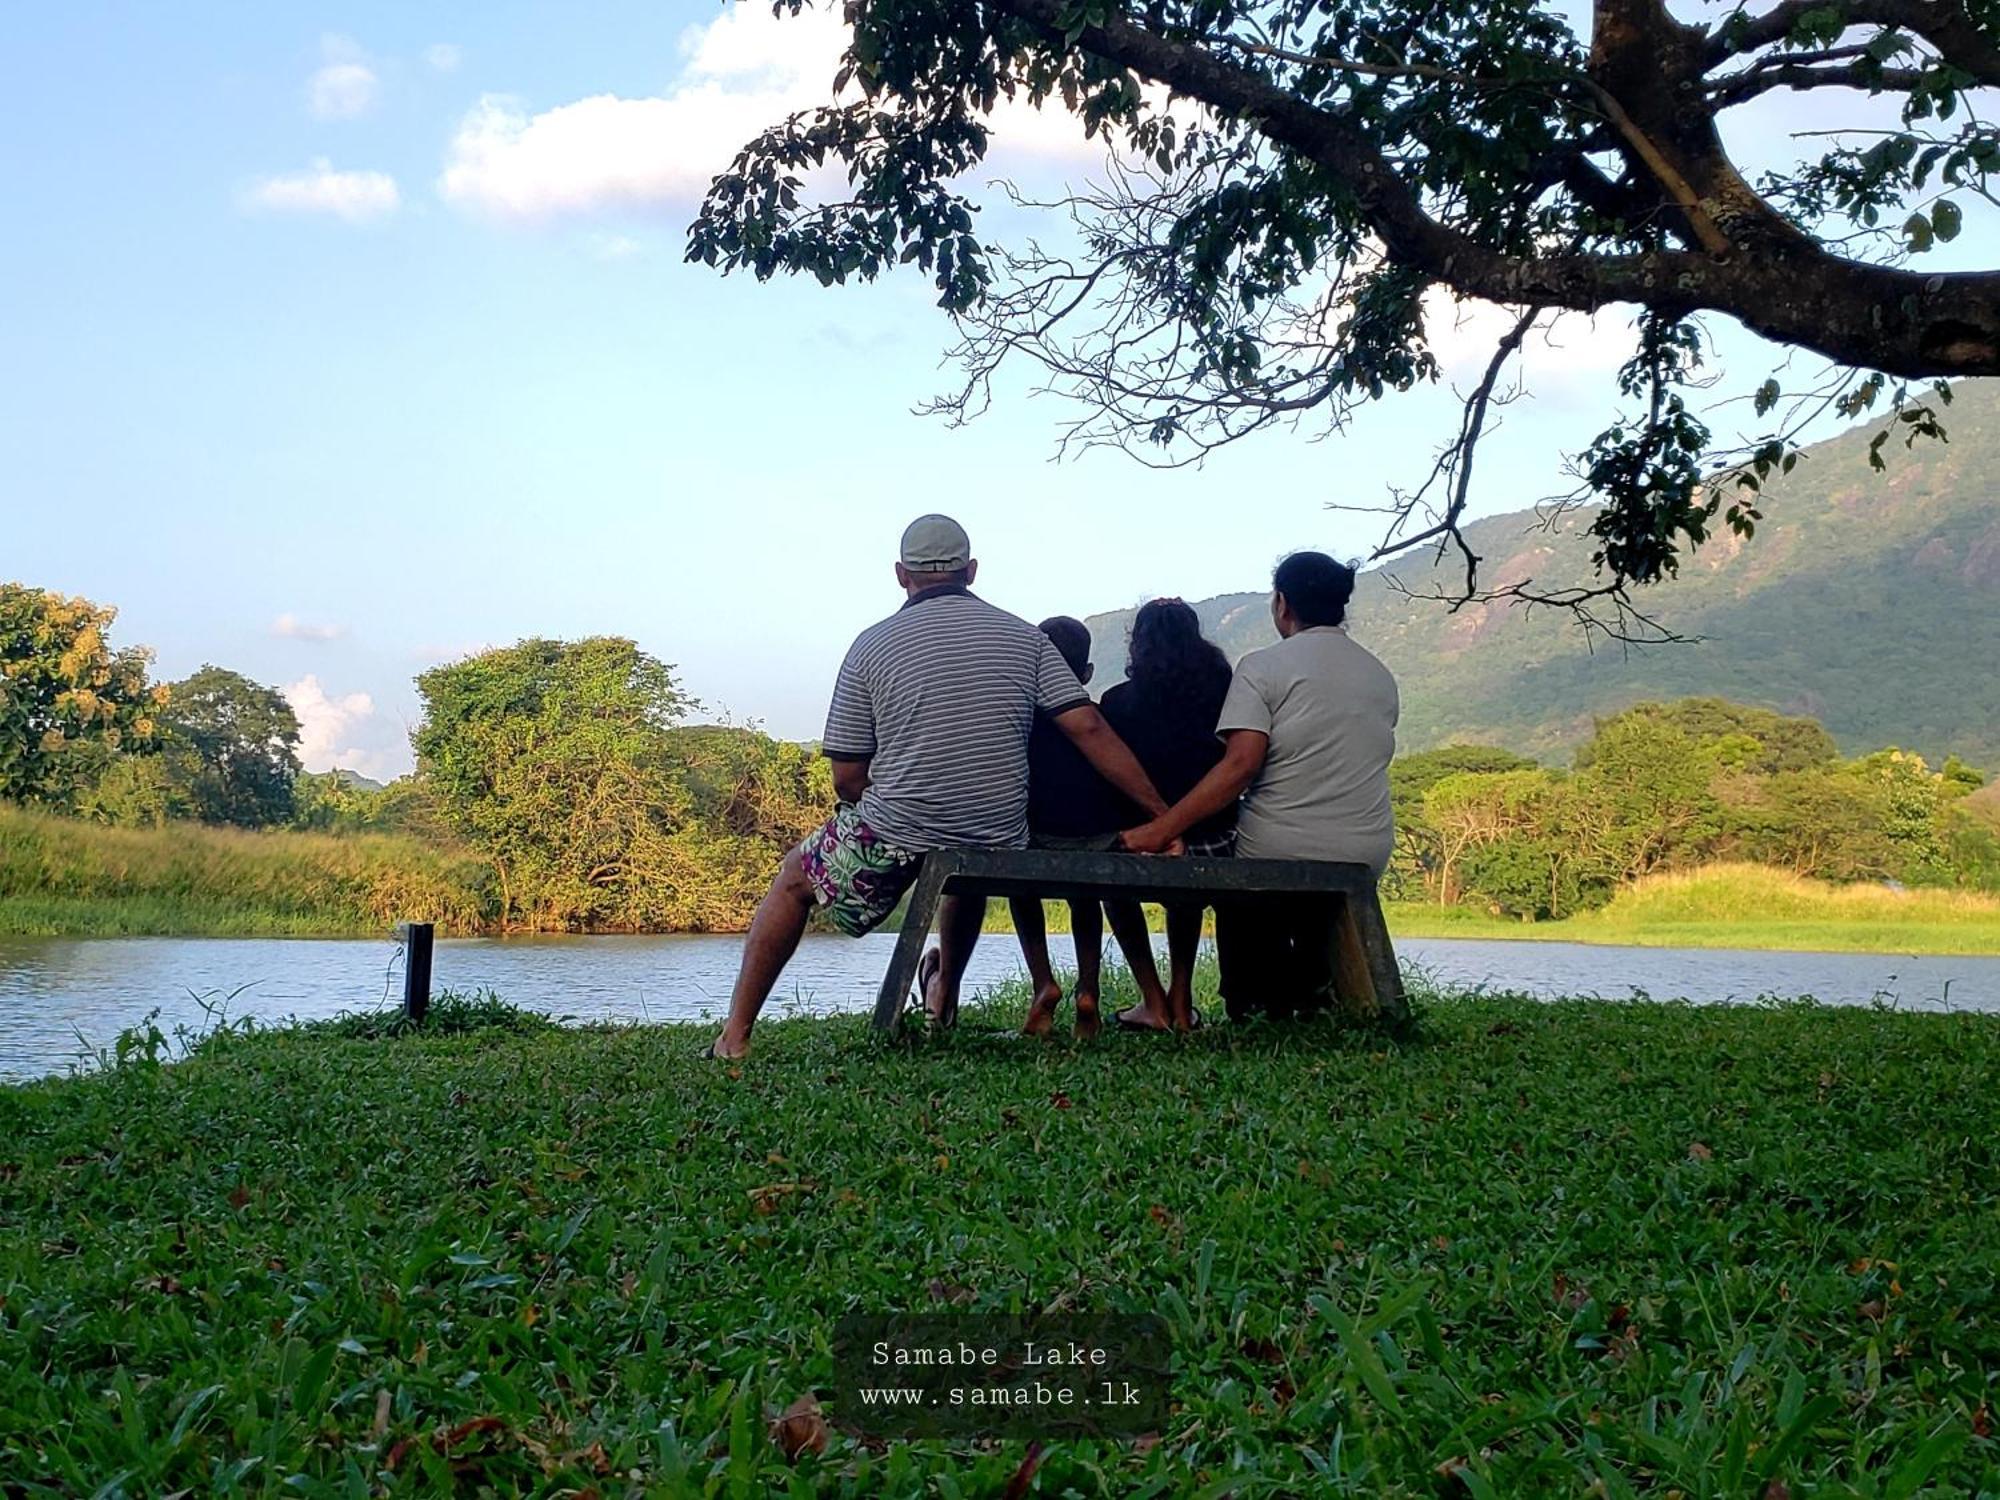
[3,974,1997,1496]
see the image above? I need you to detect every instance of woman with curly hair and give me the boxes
[1099,597,1238,1030]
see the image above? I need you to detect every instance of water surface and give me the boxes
[2,930,1994,1082]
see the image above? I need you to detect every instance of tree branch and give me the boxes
[1707,59,1933,105]
[988,0,2000,375]
[1706,0,2000,83]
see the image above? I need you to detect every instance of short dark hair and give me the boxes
[1038,615,1093,676]
[1272,551,1356,628]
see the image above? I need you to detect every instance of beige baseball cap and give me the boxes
[899,513,971,573]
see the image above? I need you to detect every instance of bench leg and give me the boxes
[872,857,950,1033]
[1331,888,1409,1033]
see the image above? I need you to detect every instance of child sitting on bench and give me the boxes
[1011,617,1181,1038]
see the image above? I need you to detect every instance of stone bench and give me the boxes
[872,847,1407,1032]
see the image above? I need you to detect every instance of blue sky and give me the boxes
[0,2,1958,776]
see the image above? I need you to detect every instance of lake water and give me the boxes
[2,931,1994,1082]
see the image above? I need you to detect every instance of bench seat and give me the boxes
[873,848,1407,1032]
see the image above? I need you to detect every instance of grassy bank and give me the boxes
[6,809,1996,958]
[2,975,1996,1495]
[1410,864,2000,955]
[1004,864,2000,956]
[0,806,496,937]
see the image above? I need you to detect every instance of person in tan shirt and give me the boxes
[1122,551,1398,1020]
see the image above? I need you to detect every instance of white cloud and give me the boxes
[308,35,378,120]
[1422,290,1637,397]
[244,159,400,222]
[284,675,387,776]
[425,43,462,74]
[589,232,643,260]
[438,4,1103,221]
[271,613,346,642]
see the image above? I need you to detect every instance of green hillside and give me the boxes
[1086,380,2000,766]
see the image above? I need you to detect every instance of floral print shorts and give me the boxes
[797,804,925,937]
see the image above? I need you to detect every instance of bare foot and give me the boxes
[1021,981,1064,1037]
[1166,982,1197,1032]
[1074,989,1102,1041]
[1114,1001,1172,1032]
[709,1031,748,1059]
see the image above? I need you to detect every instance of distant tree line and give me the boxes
[1389,700,1997,918]
[7,582,1993,932]
[0,584,829,931]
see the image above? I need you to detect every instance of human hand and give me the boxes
[1120,821,1179,856]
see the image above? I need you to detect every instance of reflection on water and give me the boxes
[2,929,1995,1082]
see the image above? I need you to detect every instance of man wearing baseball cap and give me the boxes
[709,514,1172,1058]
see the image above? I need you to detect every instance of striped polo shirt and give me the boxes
[822,587,1091,850]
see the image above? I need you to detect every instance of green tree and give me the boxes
[414,638,700,928]
[157,666,303,828]
[0,584,165,810]
[1388,745,1539,899]
[1941,755,1987,796]
[1580,699,1838,775]
[74,753,188,829]
[690,0,2000,604]
[291,770,370,833]
[1422,767,1564,907]
[1852,748,1956,881]
[1729,766,1899,880]
[1568,715,1723,881]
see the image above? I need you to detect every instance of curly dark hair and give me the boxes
[1126,598,1232,719]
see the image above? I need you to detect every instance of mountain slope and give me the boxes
[1085,380,2000,766]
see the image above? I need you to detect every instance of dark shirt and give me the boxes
[1025,714,1125,839]
[1100,679,1238,842]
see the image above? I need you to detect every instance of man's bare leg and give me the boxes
[1070,899,1104,1040]
[924,893,987,1029]
[1104,898,1174,1030]
[711,848,815,1058]
[1009,896,1064,1036]
[1164,901,1205,1030]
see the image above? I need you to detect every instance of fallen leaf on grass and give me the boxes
[1972,1402,1991,1438]
[371,1387,391,1441]
[1049,1091,1073,1110]
[1687,1142,1714,1162]
[437,1415,506,1452]
[769,1394,828,1461]
[227,1185,250,1210]
[1132,1431,1161,1456]
[1764,1481,1791,1500]
[1858,1299,1886,1321]
[1002,1440,1046,1499]
[749,1181,816,1215]
[1553,1273,1590,1310]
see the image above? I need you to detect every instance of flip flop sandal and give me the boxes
[915,948,946,1025]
